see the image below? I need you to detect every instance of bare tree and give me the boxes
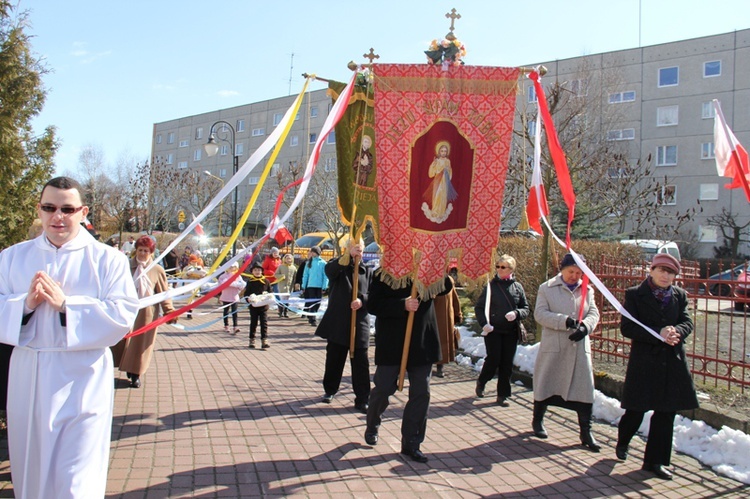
[707,208,750,258]
[505,62,697,241]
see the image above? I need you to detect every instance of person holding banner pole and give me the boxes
[363,273,452,463]
[616,253,698,481]
[532,253,601,452]
[315,239,372,412]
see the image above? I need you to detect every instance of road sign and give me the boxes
[178,210,186,223]
[178,222,185,230]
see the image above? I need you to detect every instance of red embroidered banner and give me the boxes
[373,64,519,294]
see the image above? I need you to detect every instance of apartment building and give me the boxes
[153,29,750,257]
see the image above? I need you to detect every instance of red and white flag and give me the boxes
[526,106,549,235]
[713,99,750,202]
[191,213,204,236]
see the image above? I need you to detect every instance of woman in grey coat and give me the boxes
[532,253,601,452]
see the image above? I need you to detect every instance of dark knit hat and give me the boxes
[560,253,584,270]
[651,253,681,275]
[250,262,263,271]
[310,246,321,256]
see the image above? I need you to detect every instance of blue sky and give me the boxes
[22,0,750,175]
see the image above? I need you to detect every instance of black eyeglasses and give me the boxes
[40,204,84,215]
[496,265,509,270]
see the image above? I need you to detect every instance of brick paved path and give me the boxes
[0,302,747,497]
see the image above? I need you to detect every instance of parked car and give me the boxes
[499,229,541,239]
[619,239,681,261]
[292,232,350,260]
[733,266,750,311]
[362,241,381,266]
[705,263,747,296]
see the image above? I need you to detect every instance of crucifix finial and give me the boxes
[445,8,461,34]
[363,48,380,64]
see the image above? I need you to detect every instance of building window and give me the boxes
[701,101,716,119]
[236,119,245,132]
[527,85,537,103]
[609,90,636,103]
[309,133,317,144]
[656,145,678,166]
[273,113,283,126]
[295,112,300,121]
[657,185,676,205]
[606,128,635,141]
[290,135,299,147]
[570,78,588,97]
[165,154,174,165]
[218,123,229,133]
[699,183,719,201]
[310,106,319,118]
[195,127,203,140]
[179,139,189,147]
[527,120,536,136]
[701,142,715,159]
[252,128,265,137]
[235,143,244,156]
[324,157,337,172]
[219,168,227,178]
[156,134,162,144]
[327,131,336,144]
[270,163,280,176]
[658,66,679,87]
[194,149,202,161]
[656,105,679,126]
[699,225,718,242]
[177,161,188,169]
[248,177,259,185]
[220,144,229,156]
[704,60,721,78]
[167,132,175,144]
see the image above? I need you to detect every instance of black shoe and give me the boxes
[186,313,192,320]
[126,372,134,380]
[580,431,601,452]
[642,463,673,480]
[130,376,141,388]
[322,394,334,403]
[615,445,629,461]
[400,448,429,463]
[434,365,444,378]
[364,430,378,446]
[249,339,256,349]
[496,397,510,407]
[310,320,317,327]
[354,402,369,414]
[532,420,548,439]
[475,383,485,398]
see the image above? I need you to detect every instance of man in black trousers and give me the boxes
[363,273,452,463]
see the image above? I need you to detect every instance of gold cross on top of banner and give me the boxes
[445,8,461,35]
[363,48,380,64]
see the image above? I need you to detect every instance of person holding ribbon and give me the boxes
[112,235,177,388]
[616,253,698,480]
[473,254,529,406]
[532,253,601,452]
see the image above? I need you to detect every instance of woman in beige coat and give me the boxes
[532,253,600,452]
[112,236,175,388]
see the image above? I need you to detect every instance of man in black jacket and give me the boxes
[315,239,372,412]
[363,273,452,463]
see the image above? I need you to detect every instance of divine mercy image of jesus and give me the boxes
[421,140,459,223]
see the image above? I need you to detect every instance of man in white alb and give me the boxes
[0,177,139,499]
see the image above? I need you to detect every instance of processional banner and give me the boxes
[373,63,519,295]
[328,78,379,239]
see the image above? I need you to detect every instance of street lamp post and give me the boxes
[204,121,239,256]
[202,170,224,238]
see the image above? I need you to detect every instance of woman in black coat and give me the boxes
[618,253,698,481]
[473,254,530,406]
[315,240,373,412]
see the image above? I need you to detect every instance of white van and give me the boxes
[619,239,681,261]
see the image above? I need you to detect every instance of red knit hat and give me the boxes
[650,253,681,275]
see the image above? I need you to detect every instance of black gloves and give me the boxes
[565,316,578,329]
[568,323,588,342]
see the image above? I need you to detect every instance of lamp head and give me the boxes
[204,135,219,157]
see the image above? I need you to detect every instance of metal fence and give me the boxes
[588,258,750,394]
